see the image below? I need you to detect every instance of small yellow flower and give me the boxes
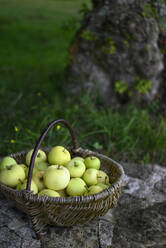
[37,92,41,96]
[10,139,15,144]
[56,125,61,130]
[14,126,18,132]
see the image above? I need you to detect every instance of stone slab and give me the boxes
[0,163,166,247]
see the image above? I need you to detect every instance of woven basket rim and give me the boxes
[0,147,124,204]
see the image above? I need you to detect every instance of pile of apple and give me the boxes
[0,146,110,197]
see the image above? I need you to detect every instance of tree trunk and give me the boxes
[67,0,166,106]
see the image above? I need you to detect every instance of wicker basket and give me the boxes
[0,119,124,237]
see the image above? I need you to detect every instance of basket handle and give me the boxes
[26,119,78,191]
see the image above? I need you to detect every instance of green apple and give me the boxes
[0,164,25,188]
[0,156,17,170]
[66,178,87,196]
[25,166,38,178]
[39,189,60,197]
[96,183,110,190]
[65,160,86,178]
[16,179,38,194]
[32,171,45,191]
[48,146,71,166]
[44,165,70,190]
[18,164,27,171]
[82,168,98,186]
[84,185,103,196]
[71,156,84,162]
[84,156,100,170]
[25,149,47,166]
[35,161,49,171]
[97,170,109,184]
[56,189,67,197]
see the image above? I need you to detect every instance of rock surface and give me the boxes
[67,0,166,106]
[0,163,166,247]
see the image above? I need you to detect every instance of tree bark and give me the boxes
[67,0,166,106]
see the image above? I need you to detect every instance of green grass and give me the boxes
[0,0,166,166]
[0,0,88,89]
[0,0,91,150]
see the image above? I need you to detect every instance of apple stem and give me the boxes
[6,165,13,170]
[18,178,23,184]
[84,185,89,192]
[37,152,41,158]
